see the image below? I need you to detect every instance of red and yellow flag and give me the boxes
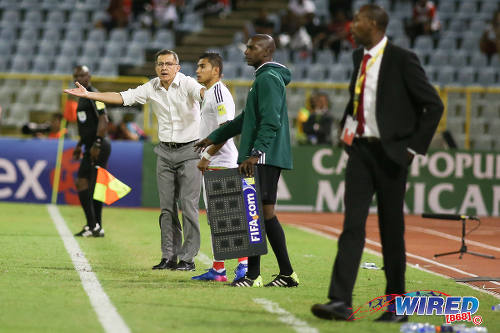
[93,167,131,205]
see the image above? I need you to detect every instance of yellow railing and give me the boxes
[1,73,498,149]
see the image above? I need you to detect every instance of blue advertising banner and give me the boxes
[0,138,142,206]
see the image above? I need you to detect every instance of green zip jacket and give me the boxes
[207,62,293,170]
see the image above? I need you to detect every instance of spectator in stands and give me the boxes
[404,0,441,46]
[244,8,276,42]
[295,94,315,144]
[329,0,352,20]
[313,9,356,56]
[154,0,183,29]
[21,113,67,139]
[480,10,500,60]
[288,0,316,18]
[303,92,334,145]
[116,112,149,141]
[105,0,131,30]
[279,9,313,53]
[194,0,231,18]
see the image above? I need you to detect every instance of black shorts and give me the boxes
[256,164,281,205]
[77,139,111,179]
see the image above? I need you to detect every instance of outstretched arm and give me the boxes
[64,82,124,105]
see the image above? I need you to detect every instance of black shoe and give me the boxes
[152,258,177,270]
[74,226,90,237]
[375,311,408,323]
[176,260,195,271]
[311,300,354,321]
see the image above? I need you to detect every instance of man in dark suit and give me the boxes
[311,4,443,322]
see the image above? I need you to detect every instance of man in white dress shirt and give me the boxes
[190,52,248,283]
[64,49,206,272]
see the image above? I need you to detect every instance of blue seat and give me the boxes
[64,29,84,43]
[103,42,123,58]
[449,51,468,67]
[15,40,36,57]
[122,43,145,66]
[131,29,152,45]
[470,52,488,67]
[22,10,43,28]
[87,29,106,45]
[476,69,496,86]
[109,28,129,44]
[31,55,52,73]
[221,62,238,80]
[53,56,74,74]
[96,58,118,77]
[0,40,12,57]
[9,55,31,73]
[0,10,20,28]
[82,42,101,58]
[414,36,434,51]
[150,29,175,50]
[68,11,89,28]
[429,50,449,66]
[19,28,39,43]
[305,64,328,82]
[0,27,16,43]
[436,66,455,85]
[456,67,476,85]
[436,37,455,50]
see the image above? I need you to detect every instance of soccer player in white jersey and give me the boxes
[191,52,248,282]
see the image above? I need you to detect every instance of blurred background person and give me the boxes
[480,10,500,60]
[303,92,334,145]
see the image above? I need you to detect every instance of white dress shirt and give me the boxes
[200,81,238,168]
[120,72,203,143]
[360,35,387,138]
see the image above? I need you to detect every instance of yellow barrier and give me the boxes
[1,73,499,149]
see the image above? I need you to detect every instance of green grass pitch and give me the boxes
[0,202,498,332]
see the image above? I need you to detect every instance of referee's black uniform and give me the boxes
[75,86,111,234]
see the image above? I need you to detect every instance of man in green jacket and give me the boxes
[195,34,299,288]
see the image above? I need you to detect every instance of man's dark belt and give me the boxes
[356,137,380,144]
[161,140,196,149]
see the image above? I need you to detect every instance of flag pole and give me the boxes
[51,118,67,204]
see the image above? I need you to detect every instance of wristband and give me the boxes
[201,150,213,161]
[93,136,103,148]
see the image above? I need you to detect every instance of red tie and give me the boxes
[356,53,371,135]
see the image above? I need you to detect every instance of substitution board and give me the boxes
[204,167,267,260]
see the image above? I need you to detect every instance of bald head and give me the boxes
[73,65,91,88]
[245,34,276,68]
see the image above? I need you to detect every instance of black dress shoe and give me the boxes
[311,300,354,321]
[176,260,195,271]
[152,258,177,270]
[375,311,408,323]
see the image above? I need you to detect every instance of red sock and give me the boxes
[213,260,225,272]
[238,257,248,265]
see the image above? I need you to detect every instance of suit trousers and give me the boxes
[328,138,408,306]
[155,142,201,263]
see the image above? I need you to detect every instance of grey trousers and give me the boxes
[154,141,201,263]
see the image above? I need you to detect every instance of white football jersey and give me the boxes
[200,81,238,168]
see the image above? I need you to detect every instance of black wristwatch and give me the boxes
[250,148,262,158]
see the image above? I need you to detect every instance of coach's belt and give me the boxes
[161,140,196,149]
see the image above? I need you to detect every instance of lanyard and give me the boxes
[353,41,387,117]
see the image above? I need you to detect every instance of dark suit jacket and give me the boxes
[341,41,444,166]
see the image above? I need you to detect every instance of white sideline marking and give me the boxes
[288,223,500,299]
[406,225,500,252]
[253,298,318,333]
[47,204,131,333]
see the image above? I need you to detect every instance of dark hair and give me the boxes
[362,4,389,32]
[154,49,179,64]
[198,52,223,76]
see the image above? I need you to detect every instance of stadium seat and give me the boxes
[476,68,496,86]
[131,28,152,45]
[446,117,464,134]
[328,64,349,83]
[274,48,291,64]
[37,41,58,58]
[470,52,488,67]
[480,1,498,14]
[53,56,74,74]
[44,11,66,28]
[314,50,334,65]
[457,1,478,14]
[436,37,455,51]
[0,9,20,28]
[15,40,36,58]
[22,10,43,28]
[31,55,52,73]
[96,58,118,77]
[0,40,12,57]
[226,47,244,63]
[68,11,89,28]
[15,86,38,105]
[460,36,478,51]
[87,29,107,46]
[4,103,30,126]
[122,43,145,66]
[150,29,175,50]
[449,51,468,67]
[305,64,327,82]
[240,65,255,79]
[80,0,104,10]
[0,26,16,43]
[0,0,18,9]
[180,62,195,77]
[456,67,476,85]
[41,28,63,42]
[392,36,410,49]
[64,29,84,43]
[470,136,493,151]
[489,55,500,67]
[35,87,60,113]
[20,0,41,9]
[414,36,434,51]
[103,42,123,58]
[9,55,30,73]
[81,41,102,59]
[76,56,97,71]
[221,62,238,80]
[19,28,39,43]
[109,28,129,44]
[59,41,79,59]
[437,1,455,14]
[435,66,455,85]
